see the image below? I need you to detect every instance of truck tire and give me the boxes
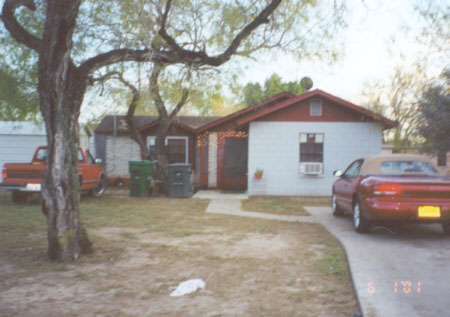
[91,175,107,197]
[12,191,28,203]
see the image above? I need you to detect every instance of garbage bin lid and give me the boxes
[167,163,191,167]
[129,160,154,165]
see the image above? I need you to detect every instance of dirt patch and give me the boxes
[0,193,359,316]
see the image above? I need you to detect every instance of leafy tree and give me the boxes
[1,0,347,261]
[243,73,313,106]
[416,70,450,166]
[0,66,39,120]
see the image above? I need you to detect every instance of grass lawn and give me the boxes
[0,190,358,316]
[242,196,331,216]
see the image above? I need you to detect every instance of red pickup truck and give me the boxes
[0,146,107,203]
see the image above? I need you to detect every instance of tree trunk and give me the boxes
[154,118,170,194]
[38,0,92,261]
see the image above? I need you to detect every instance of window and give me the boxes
[299,133,324,175]
[299,133,323,163]
[146,136,188,164]
[167,138,187,164]
[310,99,322,116]
[343,160,363,178]
[380,160,438,175]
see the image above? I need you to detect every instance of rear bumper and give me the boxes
[0,182,41,192]
[361,197,450,223]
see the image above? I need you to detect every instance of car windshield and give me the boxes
[380,160,439,175]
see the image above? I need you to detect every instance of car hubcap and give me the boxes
[354,203,360,228]
[332,195,336,211]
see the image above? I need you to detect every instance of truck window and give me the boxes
[35,148,48,161]
[78,150,84,162]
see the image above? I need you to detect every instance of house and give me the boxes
[0,121,92,181]
[95,89,397,195]
[197,89,397,196]
[94,115,218,185]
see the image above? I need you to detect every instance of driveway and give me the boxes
[305,207,450,317]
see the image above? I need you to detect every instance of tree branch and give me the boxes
[1,0,42,52]
[158,0,282,66]
[149,66,168,120]
[79,0,282,77]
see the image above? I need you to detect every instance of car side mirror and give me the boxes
[333,170,343,177]
[95,158,102,165]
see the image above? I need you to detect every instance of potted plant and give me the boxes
[254,169,263,179]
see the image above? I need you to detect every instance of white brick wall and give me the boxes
[208,132,218,188]
[248,122,383,196]
[106,136,141,177]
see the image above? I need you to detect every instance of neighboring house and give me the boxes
[94,115,218,184]
[94,89,397,195]
[0,121,92,181]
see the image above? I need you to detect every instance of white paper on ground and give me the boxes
[169,278,205,297]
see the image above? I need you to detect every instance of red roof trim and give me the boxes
[236,89,398,129]
[196,91,294,132]
[139,119,197,134]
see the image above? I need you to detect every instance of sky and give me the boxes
[239,0,440,105]
[0,0,445,122]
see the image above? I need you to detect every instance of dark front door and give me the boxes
[221,137,247,190]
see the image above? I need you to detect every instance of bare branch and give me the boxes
[149,65,168,119]
[1,0,42,52]
[157,0,282,66]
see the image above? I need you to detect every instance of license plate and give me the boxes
[418,206,440,218]
[26,183,41,192]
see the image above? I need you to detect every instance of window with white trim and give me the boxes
[310,99,322,116]
[299,133,324,175]
[146,136,189,164]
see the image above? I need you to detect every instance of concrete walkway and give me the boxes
[193,190,450,317]
[193,190,315,223]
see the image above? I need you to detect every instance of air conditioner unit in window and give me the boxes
[299,162,323,175]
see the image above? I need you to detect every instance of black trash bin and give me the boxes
[128,160,154,197]
[167,163,191,198]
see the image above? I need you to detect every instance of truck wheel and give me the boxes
[12,191,28,203]
[91,175,106,197]
[442,221,450,235]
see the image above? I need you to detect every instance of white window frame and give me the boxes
[146,136,189,164]
[310,99,322,116]
[299,133,324,176]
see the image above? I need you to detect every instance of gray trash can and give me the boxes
[167,163,191,198]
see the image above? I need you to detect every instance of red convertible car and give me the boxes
[332,154,450,234]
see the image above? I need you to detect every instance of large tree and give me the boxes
[2,0,298,261]
[416,70,450,166]
[2,0,349,262]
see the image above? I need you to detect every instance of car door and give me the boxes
[335,159,363,211]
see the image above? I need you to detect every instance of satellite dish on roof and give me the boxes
[300,77,313,91]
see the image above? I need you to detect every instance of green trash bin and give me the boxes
[129,160,154,197]
[167,163,191,198]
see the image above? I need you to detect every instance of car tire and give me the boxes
[91,175,106,198]
[11,191,28,204]
[442,221,450,235]
[332,193,344,217]
[353,198,370,233]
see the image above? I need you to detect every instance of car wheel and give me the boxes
[353,199,370,233]
[332,193,344,216]
[442,221,450,235]
[11,191,28,204]
[91,175,106,198]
